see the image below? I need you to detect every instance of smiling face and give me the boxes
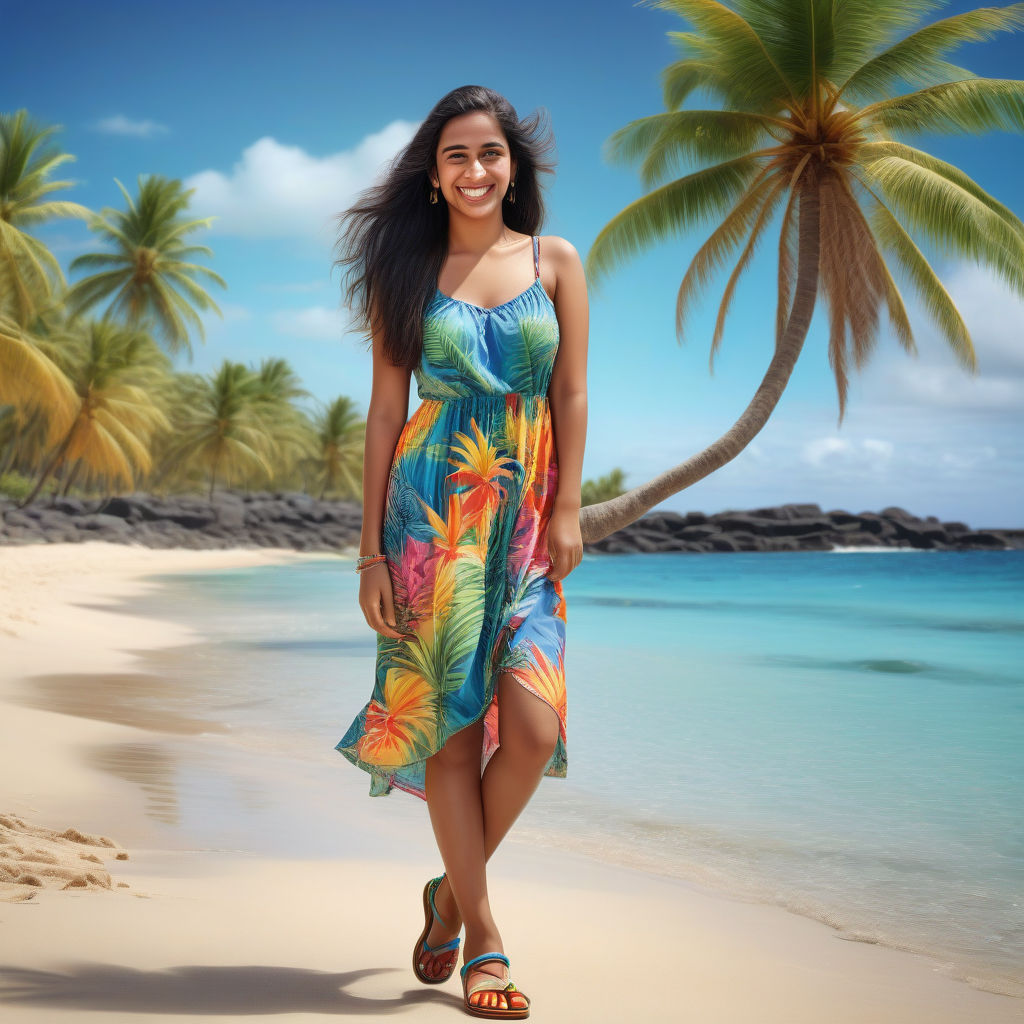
[430,110,517,216]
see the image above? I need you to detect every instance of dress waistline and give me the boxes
[418,392,549,405]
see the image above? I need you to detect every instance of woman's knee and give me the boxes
[497,675,559,763]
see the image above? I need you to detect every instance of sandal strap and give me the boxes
[466,975,513,998]
[427,874,449,930]
[460,951,510,978]
[422,935,461,955]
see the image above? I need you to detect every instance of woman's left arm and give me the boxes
[546,236,589,583]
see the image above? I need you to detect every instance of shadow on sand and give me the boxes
[0,962,462,1015]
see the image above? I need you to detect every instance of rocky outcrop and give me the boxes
[584,503,1023,553]
[0,494,1019,553]
[0,492,362,552]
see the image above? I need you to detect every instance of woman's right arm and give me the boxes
[358,326,412,641]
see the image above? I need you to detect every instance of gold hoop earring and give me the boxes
[505,180,516,205]
[429,186,438,205]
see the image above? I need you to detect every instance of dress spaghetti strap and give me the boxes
[532,235,540,280]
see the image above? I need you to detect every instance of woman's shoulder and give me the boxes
[537,234,578,256]
[537,234,581,272]
[537,235,583,293]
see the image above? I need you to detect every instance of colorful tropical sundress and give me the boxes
[336,235,568,800]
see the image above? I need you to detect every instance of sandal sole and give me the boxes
[413,878,458,985]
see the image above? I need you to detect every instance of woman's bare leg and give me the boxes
[424,672,560,1006]
[422,717,499,981]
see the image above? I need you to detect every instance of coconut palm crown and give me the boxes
[581,0,1024,543]
[64,174,226,358]
[0,109,92,327]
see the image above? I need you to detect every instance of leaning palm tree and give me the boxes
[0,109,91,327]
[159,360,276,499]
[305,395,365,500]
[64,174,226,358]
[580,0,1024,543]
[19,316,171,506]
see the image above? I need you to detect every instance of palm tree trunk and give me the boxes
[19,418,81,508]
[0,440,16,478]
[60,460,83,497]
[578,182,822,545]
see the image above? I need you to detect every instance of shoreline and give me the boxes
[0,541,1020,1022]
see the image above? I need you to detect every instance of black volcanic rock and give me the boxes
[0,492,1020,554]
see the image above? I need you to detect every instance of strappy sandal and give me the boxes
[413,874,461,984]
[460,952,531,1019]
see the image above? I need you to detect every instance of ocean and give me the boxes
[128,547,1023,999]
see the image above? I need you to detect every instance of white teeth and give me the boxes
[458,185,492,197]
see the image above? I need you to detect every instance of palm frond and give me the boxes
[710,178,787,369]
[864,185,975,370]
[643,0,798,109]
[860,152,1024,294]
[860,78,1024,136]
[585,154,764,286]
[858,139,1024,230]
[604,109,781,188]
[840,5,1024,100]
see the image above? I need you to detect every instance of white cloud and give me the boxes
[801,436,894,469]
[182,120,419,241]
[802,437,851,466]
[939,445,998,473]
[862,438,894,459]
[271,305,349,340]
[93,115,169,138]
[868,263,1024,413]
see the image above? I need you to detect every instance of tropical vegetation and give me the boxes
[579,0,1024,543]
[0,107,625,514]
[0,108,368,507]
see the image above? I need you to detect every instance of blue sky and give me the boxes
[10,0,1024,527]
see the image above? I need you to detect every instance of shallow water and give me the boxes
[125,548,1023,998]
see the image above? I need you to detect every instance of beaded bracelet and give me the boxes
[355,553,387,573]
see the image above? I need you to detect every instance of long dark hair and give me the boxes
[333,85,557,371]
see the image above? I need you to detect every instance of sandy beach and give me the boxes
[0,541,1020,1023]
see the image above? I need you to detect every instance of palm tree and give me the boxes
[64,174,226,358]
[159,360,275,499]
[0,109,91,327]
[250,357,315,488]
[0,312,78,444]
[306,395,365,500]
[580,0,1024,543]
[19,317,171,506]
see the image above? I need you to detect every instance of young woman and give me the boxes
[333,84,588,1019]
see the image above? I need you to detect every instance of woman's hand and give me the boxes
[546,507,583,583]
[358,561,407,640]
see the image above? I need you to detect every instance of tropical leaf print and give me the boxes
[447,417,517,527]
[337,250,567,799]
[508,640,567,739]
[413,366,464,400]
[418,491,472,559]
[358,664,437,766]
[397,399,445,455]
[422,318,494,393]
[506,316,558,393]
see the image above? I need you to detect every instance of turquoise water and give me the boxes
[141,549,1024,998]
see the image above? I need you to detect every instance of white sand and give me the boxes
[0,541,1020,1023]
